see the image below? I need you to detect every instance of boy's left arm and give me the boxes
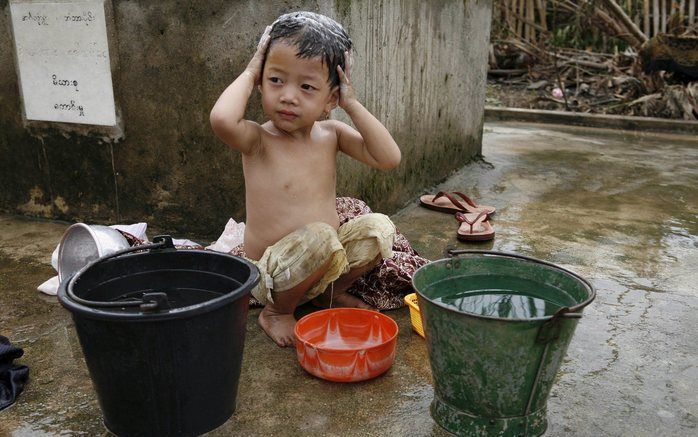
[334,52,401,170]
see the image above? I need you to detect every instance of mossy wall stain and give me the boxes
[0,0,493,238]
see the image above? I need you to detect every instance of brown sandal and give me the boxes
[419,191,495,215]
[455,212,495,241]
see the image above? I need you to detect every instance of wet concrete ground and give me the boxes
[1,121,696,436]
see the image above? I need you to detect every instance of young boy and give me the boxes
[210,12,401,347]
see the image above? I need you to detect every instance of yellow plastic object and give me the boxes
[404,293,424,337]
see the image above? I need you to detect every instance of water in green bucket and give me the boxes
[413,250,595,437]
[428,275,577,319]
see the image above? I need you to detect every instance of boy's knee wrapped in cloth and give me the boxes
[229,198,429,310]
[251,213,395,305]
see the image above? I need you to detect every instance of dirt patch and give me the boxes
[486,81,548,110]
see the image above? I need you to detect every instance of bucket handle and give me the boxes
[536,306,581,344]
[443,247,594,316]
[98,234,176,262]
[523,306,583,423]
[65,235,176,311]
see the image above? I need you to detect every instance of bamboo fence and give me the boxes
[498,0,698,43]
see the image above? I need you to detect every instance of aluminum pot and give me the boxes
[57,223,130,284]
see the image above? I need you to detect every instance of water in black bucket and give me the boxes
[112,288,221,309]
[91,269,241,314]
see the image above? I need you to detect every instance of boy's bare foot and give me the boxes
[312,290,375,310]
[258,307,297,347]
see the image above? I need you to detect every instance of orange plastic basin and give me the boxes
[294,308,399,382]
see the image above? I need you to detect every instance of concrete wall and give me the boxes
[0,0,492,238]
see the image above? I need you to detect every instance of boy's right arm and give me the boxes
[210,26,271,155]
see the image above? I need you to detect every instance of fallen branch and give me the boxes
[496,1,551,37]
[536,96,568,104]
[488,69,530,76]
[560,57,613,71]
[553,47,571,110]
[554,0,646,49]
[598,0,649,45]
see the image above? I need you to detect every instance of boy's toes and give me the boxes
[279,334,296,348]
[356,299,375,310]
[258,308,298,348]
[274,331,296,348]
[328,292,376,310]
[312,290,376,310]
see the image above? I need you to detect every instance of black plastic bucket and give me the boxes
[57,236,259,437]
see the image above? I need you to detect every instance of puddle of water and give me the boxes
[0,255,104,437]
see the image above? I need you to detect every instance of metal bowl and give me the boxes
[58,223,130,283]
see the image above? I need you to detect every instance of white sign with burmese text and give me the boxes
[10,0,116,126]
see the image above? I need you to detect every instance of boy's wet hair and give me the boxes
[266,11,352,88]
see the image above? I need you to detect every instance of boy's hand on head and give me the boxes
[245,25,272,85]
[337,51,358,112]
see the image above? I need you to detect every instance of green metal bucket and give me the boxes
[412,250,595,437]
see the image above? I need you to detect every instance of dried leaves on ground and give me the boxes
[488,40,698,120]
[489,1,698,120]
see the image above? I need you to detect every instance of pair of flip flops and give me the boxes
[419,192,495,241]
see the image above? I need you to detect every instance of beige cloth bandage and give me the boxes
[250,213,395,305]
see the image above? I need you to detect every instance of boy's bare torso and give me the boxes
[243,120,340,260]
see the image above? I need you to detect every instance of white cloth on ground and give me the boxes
[205,219,245,253]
